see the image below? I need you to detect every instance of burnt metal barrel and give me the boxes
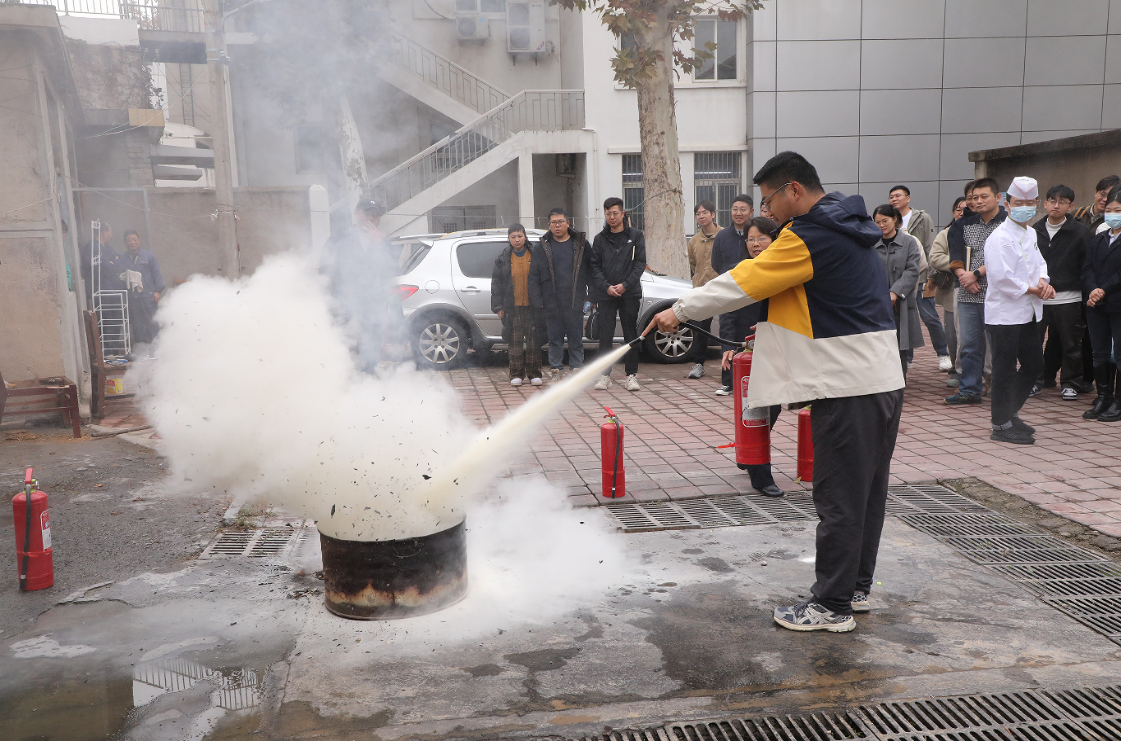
[318,518,468,620]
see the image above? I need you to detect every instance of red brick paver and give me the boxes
[451,336,1121,535]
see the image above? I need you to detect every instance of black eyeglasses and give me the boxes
[760,182,792,210]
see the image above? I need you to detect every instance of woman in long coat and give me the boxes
[873,204,925,380]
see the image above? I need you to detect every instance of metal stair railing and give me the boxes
[372,90,584,212]
[390,33,510,116]
[19,0,206,33]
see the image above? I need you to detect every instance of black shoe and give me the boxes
[1076,380,1097,394]
[945,393,982,405]
[757,484,784,498]
[991,428,1035,445]
[1085,394,1111,420]
[1100,399,1121,423]
[1042,379,1057,389]
[1010,417,1035,435]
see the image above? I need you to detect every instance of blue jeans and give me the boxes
[546,307,585,370]
[956,301,987,397]
[918,296,949,356]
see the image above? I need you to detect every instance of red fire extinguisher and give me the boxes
[13,468,53,591]
[797,407,814,483]
[600,406,625,498]
[733,341,771,469]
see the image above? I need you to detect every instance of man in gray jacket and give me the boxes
[890,185,951,371]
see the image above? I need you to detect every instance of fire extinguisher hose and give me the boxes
[20,469,33,592]
[682,321,748,348]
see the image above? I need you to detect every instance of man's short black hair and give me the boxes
[695,200,717,215]
[972,177,1001,196]
[733,193,753,207]
[355,199,385,217]
[123,229,139,240]
[603,197,625,212]
[548,207,569,220]
[963,181,976,196]
[889,185,910,196]
[1096,175,1121,193]
[1046,185,1076,203]
[752,151,824,194]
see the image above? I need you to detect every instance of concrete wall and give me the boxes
[0,24,87,396]
[971,130,1121,210]
[750,0,1121,222]
[141,186,330,285]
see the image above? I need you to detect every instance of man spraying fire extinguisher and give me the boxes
[646,151,905,635]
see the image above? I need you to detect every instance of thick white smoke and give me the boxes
[137,253,477,540]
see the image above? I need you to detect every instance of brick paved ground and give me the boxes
[79,323,1121,537]
[452,331,1121,537]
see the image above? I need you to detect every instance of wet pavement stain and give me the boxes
[462,663,505,677]
[631,582,890,697]
[696,557,734,573]
[504,647,581,672]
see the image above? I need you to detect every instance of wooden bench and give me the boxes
[0,369,81,438]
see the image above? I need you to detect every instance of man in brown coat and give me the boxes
[686,200,723,379]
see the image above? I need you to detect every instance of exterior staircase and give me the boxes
[374,89,588,235]
[382,33,511,126]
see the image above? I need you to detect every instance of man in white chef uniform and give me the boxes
[984,176,1056,445]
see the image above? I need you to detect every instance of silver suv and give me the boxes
[393,229,698,370]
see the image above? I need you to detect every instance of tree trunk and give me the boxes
[634,6,688,279]
[333,93,370,214]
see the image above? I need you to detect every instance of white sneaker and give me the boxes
[625,374,641,391]
[687,363,705,379]
[1062,386,1078,400]
[715,385,733,396]
[549,368,562,383]
[510,377,523,386]
[530,377,543,386]
[594,375,612,390]
[938,355,953,372]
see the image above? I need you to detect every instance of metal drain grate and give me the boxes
[563,684,1121,741]
[603,493,818,533]
[199,528,303,560]
[892,486,1121,646]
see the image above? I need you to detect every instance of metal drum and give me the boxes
[319,518,468,620]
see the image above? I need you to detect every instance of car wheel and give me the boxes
[414,316,469,370]
[644,324,694,364]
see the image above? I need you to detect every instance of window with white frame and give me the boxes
[456,0,507,13]
[622,154,644,231]
[693,18,737,81]
[694,152,742,227]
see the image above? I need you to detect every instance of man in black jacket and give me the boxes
[531,208,590,382]
[591,197,647,391]
[710,193,754,395]
[1034,185,1093,399]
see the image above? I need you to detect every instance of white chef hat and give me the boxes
[1006,176,1038,201]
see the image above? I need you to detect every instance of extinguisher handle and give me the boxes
[24,468,33,485]
[603,405,615,418]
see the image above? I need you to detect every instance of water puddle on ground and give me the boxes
[0,656,265,740]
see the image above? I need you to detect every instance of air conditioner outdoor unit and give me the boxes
[457,13,490,41]
[506,0,546,53]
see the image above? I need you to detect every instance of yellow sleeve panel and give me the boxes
[727,229,814,300]
[766,284,814,338]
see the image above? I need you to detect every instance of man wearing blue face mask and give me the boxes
[983,176,1055,444]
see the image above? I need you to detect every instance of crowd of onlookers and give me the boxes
[846,175,1120,444]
